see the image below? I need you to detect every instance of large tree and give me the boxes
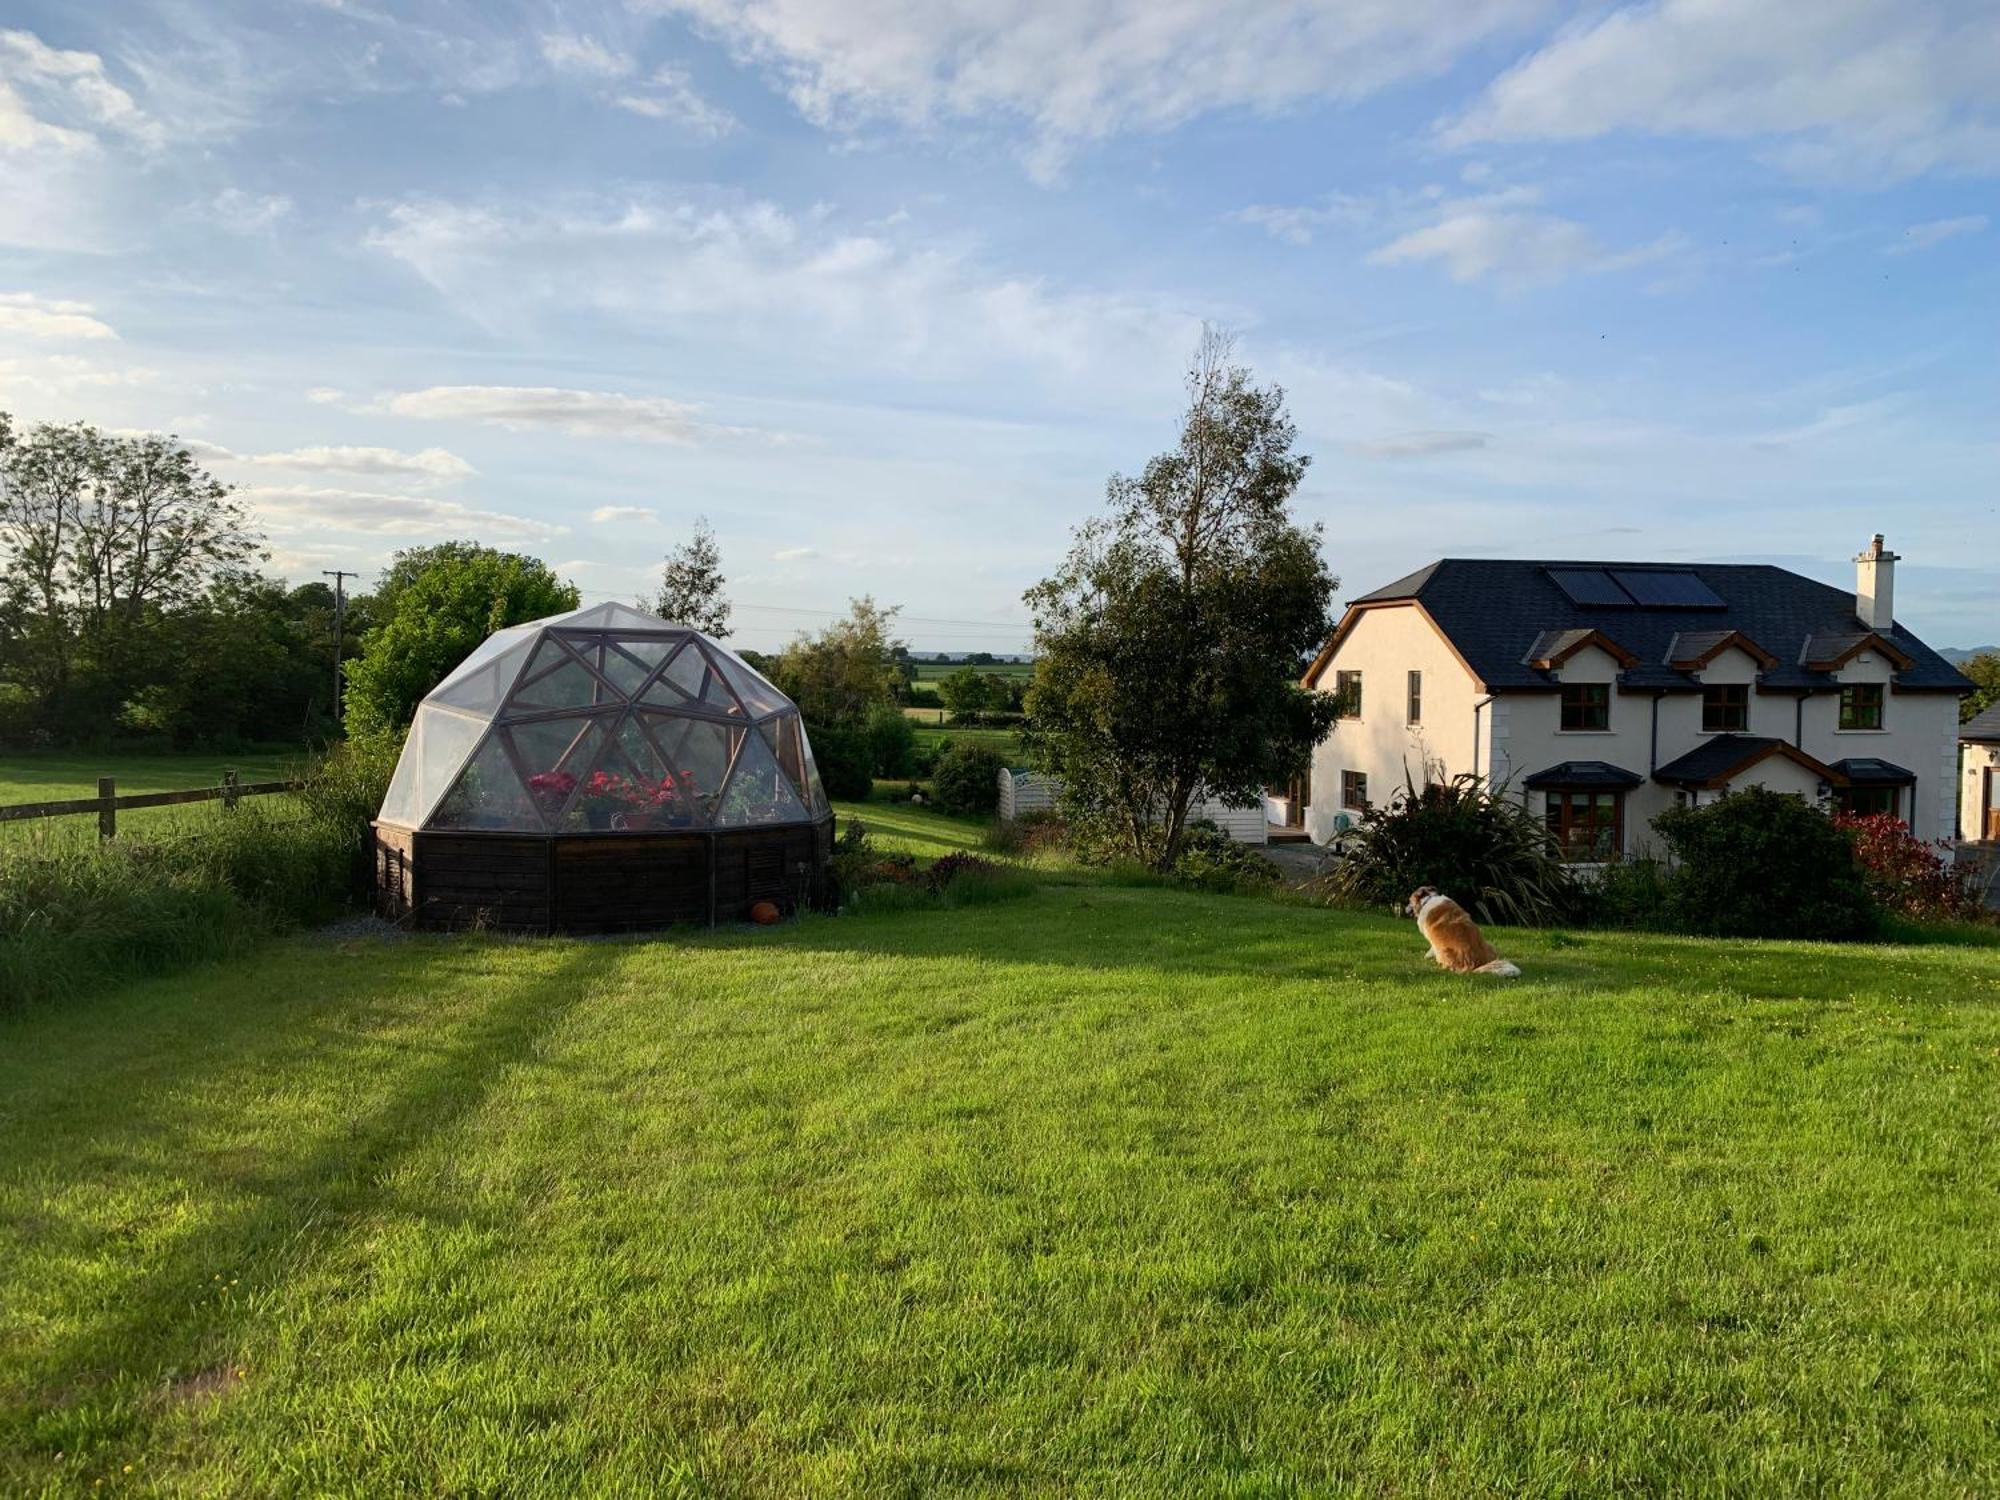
[343,542,578,737]
[1959,651,2000,723]
[651,516,731,637]
[0,415,261,731]
[1024,330,1339,869]
[769,596,904,727]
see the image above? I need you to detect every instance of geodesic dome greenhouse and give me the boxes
[372,602,835,932]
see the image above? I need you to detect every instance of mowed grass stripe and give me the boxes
[2,890,1997,1494]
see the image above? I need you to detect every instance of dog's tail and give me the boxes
[1474,958,1521,978]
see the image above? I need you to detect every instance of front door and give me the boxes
[1281,769,1309,828]
[1987,768,2000,841]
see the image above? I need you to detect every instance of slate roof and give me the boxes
[1338,558,1972,695]
[1828,757,1916,784]
[1962,703,2000,743]
[1652,735,1837,789]
[1521,760,1644,790]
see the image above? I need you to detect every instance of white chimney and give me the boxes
[1854,533,1898,630]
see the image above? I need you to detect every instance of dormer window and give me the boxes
[1702,684,1749,733]
[1839,683,1885,731]
[1560,683,1610,731]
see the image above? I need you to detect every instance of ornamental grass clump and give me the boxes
[1320,771,1580,926]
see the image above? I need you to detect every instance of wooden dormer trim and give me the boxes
[1529,629,1639,671]
[1804,632,1917,672]
[1302,599,1488,693]
[1668,630,1779,671]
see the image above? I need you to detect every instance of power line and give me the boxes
[569,586,1030,632]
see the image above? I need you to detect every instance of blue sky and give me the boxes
[2,0,1995,652]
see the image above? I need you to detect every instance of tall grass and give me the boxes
[0,737,396,1009]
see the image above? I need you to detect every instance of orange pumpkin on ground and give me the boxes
[750,900,782,925]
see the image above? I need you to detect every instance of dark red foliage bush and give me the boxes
[1832,812,1982,923]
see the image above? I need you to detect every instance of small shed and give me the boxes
[372,602,834,932]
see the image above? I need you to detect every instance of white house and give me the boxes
[1961,703,2000,844]
[1300,537,1972,857]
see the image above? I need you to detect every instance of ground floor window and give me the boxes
[1835,784,1902,819]
[1545,787,1624,861]
[1341,769,1369,812]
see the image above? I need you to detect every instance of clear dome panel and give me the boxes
[431,733,541,831]
[759,715,809,802]
[510,640,610,714]
[799,730,830,816]
[556,719,706,831]
[432,636,534,717]
[410,706,488,826]
[713,648,790,718]
[597,639,667,698]
[642,640,709,707]
[377,715,427,827]
[431,624,534,699]
[643,712,739,820]
[507,715,612,824]
[714,727,809,826]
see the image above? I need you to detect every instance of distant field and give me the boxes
[0,751,307,848]
[908,660,1034,686]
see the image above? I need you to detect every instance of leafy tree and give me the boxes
[770,596,904,727]
[1024,329,1339,869]
[1961,651,2000,722]
[0,415,260,732]
[932,742,1006,816]
[938,665,998,717]
[864,702,918,777]
[650,516,730,637]
[344,543,578,737]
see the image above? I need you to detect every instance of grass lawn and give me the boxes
[3,879,1998,1494]
[0,751,306,849]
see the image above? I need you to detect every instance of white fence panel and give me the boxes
[998,770,1266,845]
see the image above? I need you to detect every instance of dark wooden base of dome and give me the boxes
[372,818,835,934]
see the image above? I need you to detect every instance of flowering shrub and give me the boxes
[527,768,701,828]
[1833,812,1982,923]
[925,852,999,890]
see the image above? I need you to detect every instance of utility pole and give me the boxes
[323,570,360,724]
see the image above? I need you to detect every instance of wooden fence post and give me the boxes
[223,768,240,811]
[98,777,116,841]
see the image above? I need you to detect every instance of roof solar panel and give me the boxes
[1547,568,1635,606]
[1610,569,1725,608]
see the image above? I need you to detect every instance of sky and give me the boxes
[1,0,1996,654]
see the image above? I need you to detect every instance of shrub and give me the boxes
[1320,772,1580,925]
[1172,820,1281,893]
[1652,788,1874,940]
[984,809,1069,859]
[807,723,875,802]
[932,743,1007,816]
[1585,855,1675,930]
[0,747,384,1010]
[1833,811,1982,924]
[864,703,918,778]
[829,821,1032,912]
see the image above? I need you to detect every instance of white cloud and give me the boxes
[1887,214,1987,253]
[538,33,633,79]
[773,545,818,561]
[0,352,153,400]
[1228,196,1370,247]
[1367,192,1682,287]
[380,384,768,445]
[211,187,293,233]
[655,0,1544,171]
[591,504,660,523]
[242,484,565,542]
[0,29,161,150]
[305,387,345,405]
[614,65,736,135]
[1444,0,2000,181]
[0,291,116,340]
[363,194,1201,392]
[187,441,476,483]
[1348,429,1492,459]
[1750,397,1903,449]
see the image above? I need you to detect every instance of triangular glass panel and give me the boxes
[713,724,810,827]
[645,713,739,820]
[642,640,708,707]
[508,639,608,714]
[431,732,542,831]
[431,624,534,699]
[411,706,488,826]
[377,713,426,827]
[714,649,790,718]
[598,641,660,700]
[506,715,611,823]
[432,636,534,717]
[760,714,810,802]
[692,644,746,716]
[798,725,831,816]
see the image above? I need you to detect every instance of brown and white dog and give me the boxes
[1406,887,1521,977]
